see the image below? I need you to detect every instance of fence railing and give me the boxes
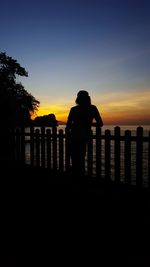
[9,126,150,188]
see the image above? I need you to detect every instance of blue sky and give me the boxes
[1,0,150,124]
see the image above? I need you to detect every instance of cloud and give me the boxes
[94,89,150,124]
[95,89,150,112]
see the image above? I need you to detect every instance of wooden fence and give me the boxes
[9,126,150,188]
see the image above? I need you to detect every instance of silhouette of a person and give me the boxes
[66,90,103,179]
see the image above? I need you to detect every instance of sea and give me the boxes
[24,125,150,187]
[57,124,150,135]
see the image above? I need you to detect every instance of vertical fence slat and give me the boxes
[35,129,40,167]
[20,127,25,166]
[59,129,64,172]
[124,130,131,184]
[46,129,51,169]
[136,126,143,187]
[16,128,21,166]
[87,130,93,177]
[96,127,101,178]
[52,127,57,171]
[114,126,120,183]
[30,126,34,167]
[41,127,45,168]
[105,129,111,181]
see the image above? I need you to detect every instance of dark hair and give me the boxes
[75,90,91,105]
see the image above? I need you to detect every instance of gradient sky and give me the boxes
[1,0,150,124]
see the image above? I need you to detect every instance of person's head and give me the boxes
[75,90,91,106]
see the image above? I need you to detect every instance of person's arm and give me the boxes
[66,108,74,129]
[92,106,103,127]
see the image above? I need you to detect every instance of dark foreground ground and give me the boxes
[1,166,150,266]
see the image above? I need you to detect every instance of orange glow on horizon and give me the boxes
[32,108,150,125]
[32,105,69,123]
[32,89,150,125]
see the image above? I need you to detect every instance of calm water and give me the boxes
[58,124,150,135]
[24,125,150,187]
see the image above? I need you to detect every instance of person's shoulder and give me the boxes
[91,104,98,110]
[70,106,77,111]
[69,105,78,113]
[90,105,100,114]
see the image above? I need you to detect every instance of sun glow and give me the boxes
[35,104,69,122]
[96,89,150,125]
[34,89,150,125]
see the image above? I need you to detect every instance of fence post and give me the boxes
[46,129,51,169]
[96,127,102,178]
[16,128,21,166]
[136,126,143,187]
[124,130,131,184]
[114,126,121,183]
[30,126,34,167]
[35,128,40,167]
[105,129,111,181]
[20,127,25,166]
[59,129,64,172]
[52,126,57,171]
[41,127,45,168]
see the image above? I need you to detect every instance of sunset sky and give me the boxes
[1,0,150,125]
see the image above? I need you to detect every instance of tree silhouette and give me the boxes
[0,52,40,126]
